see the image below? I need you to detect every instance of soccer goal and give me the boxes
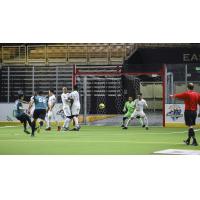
[73,65,165,126]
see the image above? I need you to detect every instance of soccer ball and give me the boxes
[99,103,105,110]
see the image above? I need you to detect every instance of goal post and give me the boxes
[72,65,166,126]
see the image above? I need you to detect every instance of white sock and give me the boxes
[144,116,149,127]
[139,118,144,126]
[125,118,131,127]
[73,117,79,128]
[46,118,50,128]
[63,118,71,128]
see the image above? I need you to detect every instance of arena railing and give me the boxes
[0,44,136,65]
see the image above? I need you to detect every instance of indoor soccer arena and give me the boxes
[0,43,200,154]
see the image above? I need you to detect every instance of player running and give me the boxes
[61,87,72,131]
[28,91,48,136]
[68,85,81,131]
[170,83,200,146]
[13,92,33,134]
[45,89,57,131]
[121,96,143,128]
[123,93,149,130]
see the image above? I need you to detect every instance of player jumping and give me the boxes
[121,96,144,128]
[123,93,149,130]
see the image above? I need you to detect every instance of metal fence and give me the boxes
[166,64,200,104]
[0,66,73,103]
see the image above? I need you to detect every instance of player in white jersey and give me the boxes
[68,85,81,131]
[124,93,149,130]
[61,87,72,131]
[28,91,37,118]
[45,89,57,131]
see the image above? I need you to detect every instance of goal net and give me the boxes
[75,67,164,126]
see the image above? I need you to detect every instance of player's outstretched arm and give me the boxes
[170,92,187,100]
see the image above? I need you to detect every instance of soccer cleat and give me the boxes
[70,126,80,131]
[45,127,51,131]
[145,127,149,130]
[121,124,125,127]
[183,139,190,145]
[61,127,69,131]
[31,133,35,137]
[191,139,198,146]
[24,130,31,134]
[191,142,198,146]
[122,127,128,130]
[142,125,145,128]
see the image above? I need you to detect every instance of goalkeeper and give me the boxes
[121,96,143,127]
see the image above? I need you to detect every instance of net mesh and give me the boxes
[76,73,163,126]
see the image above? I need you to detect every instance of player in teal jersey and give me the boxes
[13,92,33,134]
[28,91,48,136]
[121,97,143,128]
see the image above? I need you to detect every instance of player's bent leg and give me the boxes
[142,113,149,130]
[123,111,137,129]
[70,115,81,131]
[46,111,52,131]
[23,114,32,134]
[31,119,37,136]
[62,116,71,131]
[122,112,131,127]
[121,116,127,127]
[123,116,132,129]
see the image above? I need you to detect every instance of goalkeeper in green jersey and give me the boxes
[121,96,143,128]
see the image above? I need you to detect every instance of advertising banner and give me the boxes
[165,104,200,127]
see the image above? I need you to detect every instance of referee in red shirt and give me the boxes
[170,83,200,146]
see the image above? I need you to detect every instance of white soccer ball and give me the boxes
[99,103,105,110]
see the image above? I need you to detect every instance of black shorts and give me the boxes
[33,109,46,120]
[16,113,30,123]
[184,110,197,126]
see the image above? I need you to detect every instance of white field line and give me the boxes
[0,126,20,128]
[171,129,200,134]
[0,139,184,145]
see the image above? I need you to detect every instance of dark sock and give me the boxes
[32,121,36,135]
[39,121,43,127]
[188,128,194,140]
[188,128,198,144]
[23,121,27,131]
[27,117,32,128]
[123,117,127,124]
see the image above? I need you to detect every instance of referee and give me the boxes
[170,83,200,146]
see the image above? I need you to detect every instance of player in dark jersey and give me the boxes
[13,93,32,134]
[28,91,48,136]
[170,83,200,146]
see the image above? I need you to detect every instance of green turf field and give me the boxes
[0,126,199,154]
